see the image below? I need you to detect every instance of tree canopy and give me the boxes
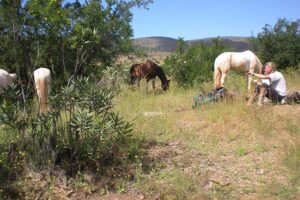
[0,0,153,82]
[253,18,300,69]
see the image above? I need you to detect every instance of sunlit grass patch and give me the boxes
[254,144,268,153]
[235,145,248,156]
[137,168,198,200]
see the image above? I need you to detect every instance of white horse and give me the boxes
[213,50,263,94]
[0,69,17,94]
[34,68,51,114]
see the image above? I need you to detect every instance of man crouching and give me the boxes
[247,62,287,106]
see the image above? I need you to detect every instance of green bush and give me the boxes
[0,77,136,178]
[164,38,228,87]
[251,18,300,70]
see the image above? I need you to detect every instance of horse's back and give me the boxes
[214,52,235,71]
[215,52,232,65]
[130,60,157,79]
[140,60,158,77]
[215,50,261,72]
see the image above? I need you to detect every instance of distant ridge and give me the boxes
[133,37,178,52]
[133,36,251,52]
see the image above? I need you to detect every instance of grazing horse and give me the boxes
[130,60,170,91]
[213,50,263,95]
[0,69,17,94]
[34,68,51,114]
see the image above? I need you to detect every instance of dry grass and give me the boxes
[114,71,300,199]
[1,70,299,199]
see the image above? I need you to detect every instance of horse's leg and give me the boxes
[257,85,266,106]
[152,78,155,90]
[246,83,259,106]
[213,67,222,89]
[247,74,253,95]
[137,78,141,87]
[220,71,227,88]
[146,79,150,92]
[247,62,257,97]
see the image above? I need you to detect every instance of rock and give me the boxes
[143,112,165,116]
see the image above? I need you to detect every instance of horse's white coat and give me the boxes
[213,50,263,93]
[34,68,51,114]
[0,69,17,93]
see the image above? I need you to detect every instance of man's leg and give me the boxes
[265,86,285,103]
[246,84,260,105]
[257,86,266,106]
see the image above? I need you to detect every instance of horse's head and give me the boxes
[162,79,170,91]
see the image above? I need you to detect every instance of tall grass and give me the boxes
[115,70,300,199]
[0,69,299,199]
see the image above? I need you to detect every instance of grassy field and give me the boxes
[0,70,299,199]
[113,70,300,199]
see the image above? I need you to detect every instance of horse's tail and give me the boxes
[256,57,263,74]
[213,64,222,89]
[38,78,49,114]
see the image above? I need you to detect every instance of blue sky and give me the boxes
[131,0,300,39]
[64,0,300,40]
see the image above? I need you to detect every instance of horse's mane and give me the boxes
[154,64,168,84]
[142,60,168,84]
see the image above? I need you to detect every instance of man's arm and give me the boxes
[248,72,269,79]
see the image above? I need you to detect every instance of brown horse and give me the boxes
[130,60,170,91]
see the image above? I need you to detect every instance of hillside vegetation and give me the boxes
[133,36,251,53]
[1,70,299,199]
[1,1,300,198]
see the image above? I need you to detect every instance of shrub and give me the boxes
[251,18,300,70]
[164,37,228,87]
[0,77,136,178]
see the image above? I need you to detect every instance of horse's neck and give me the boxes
[156,67,167,84]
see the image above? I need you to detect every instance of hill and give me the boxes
[133,36,178,52]
[133,36,251,53]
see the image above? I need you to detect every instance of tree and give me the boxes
[0,0,153,83]
[254,19,300,69]
[164,38,228,87]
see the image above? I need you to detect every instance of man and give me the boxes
[248,62,287,105]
